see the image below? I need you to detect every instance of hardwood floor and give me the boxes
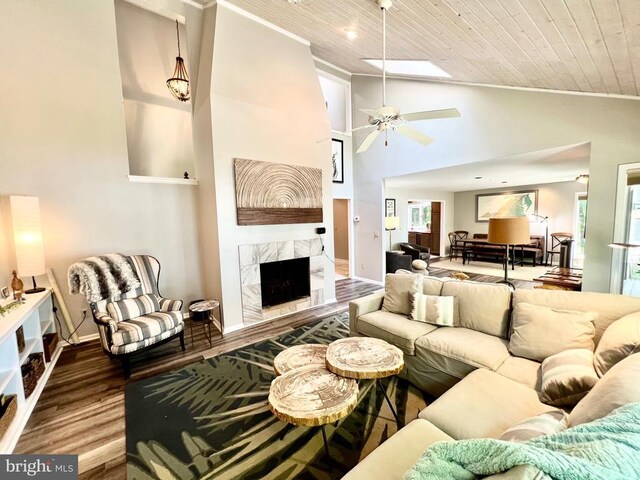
[14,279,381,479]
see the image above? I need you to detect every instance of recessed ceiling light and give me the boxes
[363,59,451,78]
[345,30,358,40]
[474,176,482,179]
[502,181,508,184]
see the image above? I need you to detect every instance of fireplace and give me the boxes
[260,257,310,308]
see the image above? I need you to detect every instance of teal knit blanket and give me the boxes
[405,403,640,480]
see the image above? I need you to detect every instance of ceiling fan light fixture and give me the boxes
[345,30,358,40]
[166,20,190,102]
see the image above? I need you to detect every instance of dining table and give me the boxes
[457,238,531,270]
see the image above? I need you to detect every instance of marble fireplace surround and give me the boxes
[239,238,324,325]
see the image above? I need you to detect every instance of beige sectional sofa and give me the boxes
[344,276,640,479]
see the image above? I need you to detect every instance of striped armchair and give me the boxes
[88,255,185,378]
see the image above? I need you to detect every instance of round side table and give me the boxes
[188,300,222,346]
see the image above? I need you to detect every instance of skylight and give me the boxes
[363,59,451,78]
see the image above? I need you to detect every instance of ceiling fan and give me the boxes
[353,0,461,154]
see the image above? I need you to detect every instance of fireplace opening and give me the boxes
[260,257,310,308]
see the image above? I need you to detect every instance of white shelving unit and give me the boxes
[0,290,61,453]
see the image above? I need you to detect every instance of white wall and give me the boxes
[0,0,204,339]
[384,187,455,254]
[194,4,335,331]
[454,181,587,240]
[352,76,640,291]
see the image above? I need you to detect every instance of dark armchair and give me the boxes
[399,243,430,267]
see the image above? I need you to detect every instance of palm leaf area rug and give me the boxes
[126,312,430,480]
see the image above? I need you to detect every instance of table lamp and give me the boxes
[10,196,46,294]
[384,216,400,252]
[487,216,530,287]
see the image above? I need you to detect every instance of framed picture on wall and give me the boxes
[332,139,344,184]
[385,198,396,217]
[475,190,538,222]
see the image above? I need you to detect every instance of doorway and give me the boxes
[333,199,350,279]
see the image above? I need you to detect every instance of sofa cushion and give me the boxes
[540,349,598,407]
[341,419,452,480]
[498,410,567,442]
[508,303,597,362]
[111,310,183,346]
[495,356,542,391]
[568,352,640,426]
[382,273,423,316]
[410,293,455,327]
[419,369,552,439]
[414,328,510,379]
[512,288,640,343]
[594,311,640,377]
[422,276,449,296]
[356,311,438,355]
[441,281,512,338]
[106,294,160,322]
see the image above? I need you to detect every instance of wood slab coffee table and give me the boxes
[273,344,328,376]
[326,337,404,424]
[268,364,358,454]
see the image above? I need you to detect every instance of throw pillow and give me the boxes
[539,349,599,407]
[410,293,455,326]
[593,311,640,377]
[382,273,423,316]
[498,410,568,442]
[569,352,640,426]
[106,294,160,322]
[508,303,597,362]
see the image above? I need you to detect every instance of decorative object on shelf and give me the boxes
[21,353,46,398]
[0,395,17,441]
[476,190,538,223]
[576,174,589,184]
[331,139,344,184]
[43,333,59,362]
[234,158,323,225]
[15,326,25,352]
[0,287,8,299]
[487,216,531,288]
[385,198,396,217]
[166,20,190,102]
[384,216,399,251]
[183,171,189,179]
[0,301,21,318]
[10,271,23,300]
[10,196,46,294]
[352,0,460,154]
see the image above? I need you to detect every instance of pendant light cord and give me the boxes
[175,20,181,57]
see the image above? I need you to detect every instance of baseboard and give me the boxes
[60,332,100,347]
[351,275,384,286]
[223,323,245,334]
[325,297,338,304]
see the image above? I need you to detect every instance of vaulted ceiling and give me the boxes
[221,0,640,97]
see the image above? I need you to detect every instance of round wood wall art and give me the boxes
[273,344,328,376]
[325,337,404,379]
[268,365,359,427]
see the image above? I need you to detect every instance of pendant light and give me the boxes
[166,20,190,102]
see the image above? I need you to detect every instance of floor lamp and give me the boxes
[487,217,531,288]
[531,213,549,265]
[385,216,399,252]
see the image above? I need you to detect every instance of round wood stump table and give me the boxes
[326,337,404,424]
[269,365,358,427]
[273,344,328,376]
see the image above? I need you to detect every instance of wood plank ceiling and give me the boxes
[222,0,640,96]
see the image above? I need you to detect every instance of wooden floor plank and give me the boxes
[14,278,381,477]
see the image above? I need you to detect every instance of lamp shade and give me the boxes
[385,216,400,230]
[487,216,530,245]
[10,196,46,277]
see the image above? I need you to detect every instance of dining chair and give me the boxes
[546,232,574,267]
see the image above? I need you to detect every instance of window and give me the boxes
[574,193,587,260]
[408,202,432,231]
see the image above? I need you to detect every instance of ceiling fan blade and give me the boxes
[395,125,434,146]
[356,129,380,153]
[349,124,376,133]
[360,108,385,120]
[401,108,461,122]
